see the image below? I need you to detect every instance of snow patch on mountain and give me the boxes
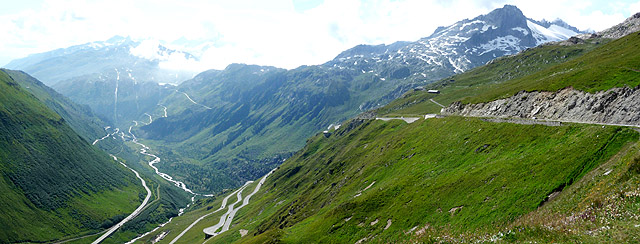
[481,25,498,32]
[461,20,485,30]
[479,35,523,55]
[527,20,578,45]
[512,27,529,35]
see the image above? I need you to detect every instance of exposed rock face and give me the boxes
[598,12,640,39]
[442,87,640,125]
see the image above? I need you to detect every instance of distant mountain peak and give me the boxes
[105,35,131,44]
[485,4,526,20]
[5,36,198,86]
[329,4,584,81]
[479,5,526,25]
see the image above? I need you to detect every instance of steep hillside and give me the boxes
[0,70,144,243]
[2,69,113,141]
[145,117,639,243]
[240,119,638,243]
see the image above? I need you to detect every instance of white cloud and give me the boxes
[130,40,163,60]
[501,0,634,31]
[631,1,640,15]
[0,0,637,70]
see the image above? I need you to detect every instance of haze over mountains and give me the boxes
[5,3,640,243]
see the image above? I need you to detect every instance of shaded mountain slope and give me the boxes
[3,69,110,142]
[0,69,143,243]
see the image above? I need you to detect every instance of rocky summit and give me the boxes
[326,5,583,83]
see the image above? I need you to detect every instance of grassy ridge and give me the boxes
[3,69,108,141]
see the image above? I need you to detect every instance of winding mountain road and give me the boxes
[169,181,253,244]
[91,155,151,244]
[430,98,445,108]
[167,168,276,243]
[159,105,168,117]
[203,168,276,237]
[202,182,252,236]
[92,127,118,145]
[144,113,153,124]
[220,168,275,233]
[175,89,212,110]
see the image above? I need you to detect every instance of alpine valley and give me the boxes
[2,4,640,244]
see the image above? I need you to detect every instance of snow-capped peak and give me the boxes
[326,5,585,82]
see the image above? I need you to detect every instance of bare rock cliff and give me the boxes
[442,87,640,125]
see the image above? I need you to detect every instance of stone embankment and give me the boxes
[442,87,640,126]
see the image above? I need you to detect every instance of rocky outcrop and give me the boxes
[597,12,640,39]
[442,87,640,126]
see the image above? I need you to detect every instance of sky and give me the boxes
[1,0,639,71]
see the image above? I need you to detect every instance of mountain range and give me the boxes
[9,4,639,243]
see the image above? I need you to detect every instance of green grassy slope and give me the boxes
[0,70,144,243]
[176,117,637,243]
[2,69,148,180]
[3,69,109,141]
[380,32,640,116]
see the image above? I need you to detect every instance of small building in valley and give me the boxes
[427,89,440,94]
